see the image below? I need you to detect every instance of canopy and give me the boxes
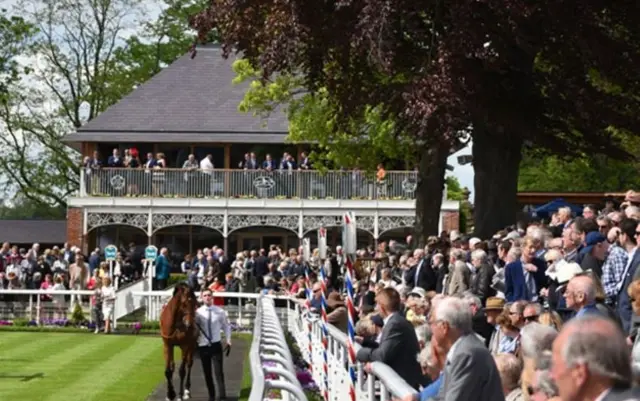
[533,198,583,218]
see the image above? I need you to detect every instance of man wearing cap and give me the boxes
[579,231,609,277]
[485,297,506,355]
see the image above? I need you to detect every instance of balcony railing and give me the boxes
[79,168,419,200]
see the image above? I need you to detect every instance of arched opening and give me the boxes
[87,225,148,250]
[228,226,298,255]
[303,227,374,250]
[152,225,224,260]
[378,227,413,244]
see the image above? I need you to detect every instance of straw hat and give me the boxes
[485,297,506,311]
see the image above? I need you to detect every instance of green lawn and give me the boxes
[0,332,165,401]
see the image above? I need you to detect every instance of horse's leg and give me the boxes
[165,343,176,401]
[178,344,187,401]
[184,345,194,399]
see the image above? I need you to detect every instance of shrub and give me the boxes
[71,303,85,325]
[168,273,188,287]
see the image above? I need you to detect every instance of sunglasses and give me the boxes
[636,232,640,236]
[524,315,539,322]
[527,386,536,396]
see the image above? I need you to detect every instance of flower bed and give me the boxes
[262,331,322,401]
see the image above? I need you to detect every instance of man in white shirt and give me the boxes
[196,289,231,401]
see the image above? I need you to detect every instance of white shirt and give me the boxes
[200,157,214,173]
[195,304,231,347]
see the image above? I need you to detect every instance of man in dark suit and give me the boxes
[551,316,638,401]
[356,287,423,390]
[429,297,504,401]
[410,249,437,292]
[616,218,640,333]
[254,249,269,288]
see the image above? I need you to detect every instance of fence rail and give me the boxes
[250,296,308,401]
[80,168,418,200]
[292,304,417,401]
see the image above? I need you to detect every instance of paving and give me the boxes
[146,338,248,401]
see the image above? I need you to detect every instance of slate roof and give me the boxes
[64,45,289,144]
[0,220,67,245]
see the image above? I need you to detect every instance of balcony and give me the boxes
[79,168,418,200]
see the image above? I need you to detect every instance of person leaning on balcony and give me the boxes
[155,248,170,290]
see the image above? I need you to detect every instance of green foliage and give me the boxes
[0,195,65,219]
[518,149,640,192]
[168,273,188,287]
[70,303,85,325]
[0,9,36,93]
[233,59,415,171]
[11,318,30,327]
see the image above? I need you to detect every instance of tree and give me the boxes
[0,9,35,95]
[0,0,204,207]
[0,195,65,219]
[518,150,640,193]
[192,0,640,239]
[233,59,415,171]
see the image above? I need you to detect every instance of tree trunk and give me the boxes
[472,127,523,238]
[414,140,450,247]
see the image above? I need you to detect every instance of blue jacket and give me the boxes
[575,304,602,318]
[155,254,170,280]
[505,258,546,302]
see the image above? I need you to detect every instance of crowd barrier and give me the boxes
[0,289,419,401]
[249,296,308,401]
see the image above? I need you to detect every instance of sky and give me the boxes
[447,142,475,200]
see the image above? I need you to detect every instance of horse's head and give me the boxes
[172,283,198,329]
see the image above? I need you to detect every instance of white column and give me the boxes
[147,210,153,237]
[374,211,379,239]
[82,208,88,235]
[438,211,444,234]
[298,211,304,239]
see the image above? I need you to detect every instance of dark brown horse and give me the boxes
[160,283,199,401]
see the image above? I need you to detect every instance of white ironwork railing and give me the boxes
[249,296,308,401]
[80,168,418,200]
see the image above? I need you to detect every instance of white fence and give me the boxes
[249,296,308,401]
[290,303,418,401]
[0,288,419,401]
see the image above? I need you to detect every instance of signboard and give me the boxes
[104,245,118,261]
[145,245,158,262]
[302,238,311,262]
[342,212,357,255]
[318,227,327,259]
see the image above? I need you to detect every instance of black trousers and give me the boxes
[199,342,225,401]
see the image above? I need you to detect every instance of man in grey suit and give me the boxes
[356,287,423,390]
[428,296,504,401]
[551,315,640,401]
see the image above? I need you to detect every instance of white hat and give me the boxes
[450,230,461,242]
[469,237,481,248]
[408,287,427,298]
[554,260,584,284]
